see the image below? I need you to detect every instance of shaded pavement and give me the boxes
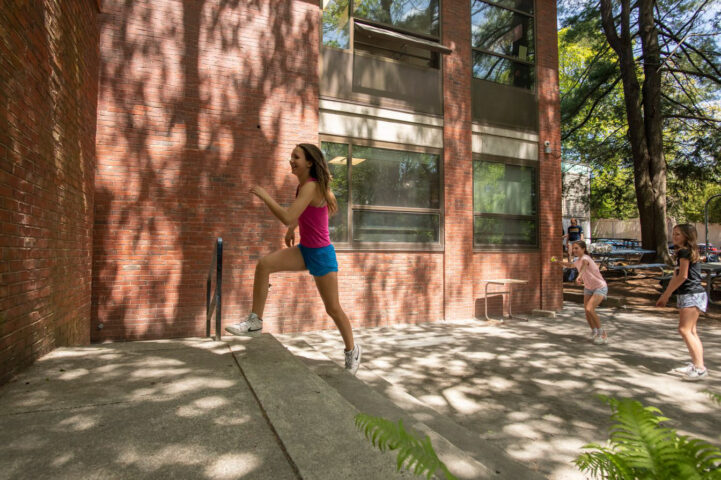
[1,302,720,479]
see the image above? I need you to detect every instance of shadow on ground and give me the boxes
[0,339,296,480]
[277,302,721,480]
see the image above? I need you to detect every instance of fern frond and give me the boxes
[576,396,721,480]
[354,413,458,480]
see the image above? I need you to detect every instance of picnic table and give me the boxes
[700,263,721,306]
[592,248,655,269]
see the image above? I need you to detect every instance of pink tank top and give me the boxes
[574,254,607,290]
[297,179,331,248]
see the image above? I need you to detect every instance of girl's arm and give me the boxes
[575,258,588,284]
[657,258,689,307]
[250,183,316,226]
[558,260,575,268]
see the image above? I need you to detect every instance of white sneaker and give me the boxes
[344,344,362,375]
[683,366,708,381]
[593,331,608,345]
[590,330,597,342]
[671,363,695,375]
[225,313,262,336]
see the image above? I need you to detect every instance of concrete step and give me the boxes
[226,334,408,480]
[283,338,546,480]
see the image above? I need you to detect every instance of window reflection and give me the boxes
[471,1,534,61]
[354,0,440,37]
[473,160,537,246]
[321,142,350,243]
[351,146,440,209]
[321,141,441,246]
[472,51,533,88]
[322,0,350,49]
[353,211,439,243]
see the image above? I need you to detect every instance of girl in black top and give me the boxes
[656,224,708,380]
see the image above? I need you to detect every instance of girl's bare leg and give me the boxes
[252,247,306,318]
[584,294,604,329]
[678,307,704,369]
[314,271,354,351]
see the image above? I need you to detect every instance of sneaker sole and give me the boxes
[224,327,262,337]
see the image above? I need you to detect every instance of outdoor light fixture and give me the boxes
[544,141,552,154]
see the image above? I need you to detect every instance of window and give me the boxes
[471,0,534,89]
[322,140,442,248]
[473,159,537,247]
[322,0,443,68]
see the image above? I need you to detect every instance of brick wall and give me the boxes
[536,0,564,310]
[93,0,323,340]
[0,1,99,384]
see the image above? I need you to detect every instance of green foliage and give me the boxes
[354,413,457,480]
[575,396,721,480]
[707,391,721,406]
[590,166,638,219]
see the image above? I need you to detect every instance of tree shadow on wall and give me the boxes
[93,0,322,341]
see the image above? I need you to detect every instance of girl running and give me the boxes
[225,144,361,375]
[657,224,708,380]
[560,241,609,344]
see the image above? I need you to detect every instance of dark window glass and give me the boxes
[351,146,440,209]
[472,51,533,89]
[473,216,536,246]
[354,0,440,37]
[473,161,537,246]
[353,211,439,243]
[473,0,533,15]
[471,1,534,61]
[322,0,350,49]
[322,142,350,243]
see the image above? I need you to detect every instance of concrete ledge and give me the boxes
[531,309,557,318]
[227,334,406,480]
[285,339,546,480]
[563,290,626,308]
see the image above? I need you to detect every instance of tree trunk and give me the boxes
[600,0,671,263]
[639,0,671,263]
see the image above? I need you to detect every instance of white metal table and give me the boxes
[482,278,529,322]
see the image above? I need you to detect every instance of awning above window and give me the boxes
[354,21,453,55]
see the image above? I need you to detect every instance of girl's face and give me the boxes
[671,227,686,248]
[289,147,312,178]
[571,243,583,257]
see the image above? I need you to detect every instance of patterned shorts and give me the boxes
[677,292,708,313]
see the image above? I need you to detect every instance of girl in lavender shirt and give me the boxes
[224,144,361,375]
[561,241,609,345]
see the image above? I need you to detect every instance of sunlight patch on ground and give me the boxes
[54,413,100,432]
[204,453,261,479]
[176,396,231,417]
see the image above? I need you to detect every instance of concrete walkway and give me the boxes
[1,302,719,479]
[277,302,721,480]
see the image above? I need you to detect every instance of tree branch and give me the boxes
[562,75,623,140]
[664,114,721,123]
[660,67,721,84]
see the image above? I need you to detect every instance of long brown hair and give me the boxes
[674,224,700,263]
[297,143,338,215]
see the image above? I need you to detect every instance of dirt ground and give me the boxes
[564,268,721,323]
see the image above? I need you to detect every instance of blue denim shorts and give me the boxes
[584,286,608,298]
[298,244,338,277]
[677,292,708,312]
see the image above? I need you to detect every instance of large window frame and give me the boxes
[321,0,446,68]
[470,0,536,91]
[322,135,444,252]
[472,153,539,250]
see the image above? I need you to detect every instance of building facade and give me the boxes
[1,0,562,382]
